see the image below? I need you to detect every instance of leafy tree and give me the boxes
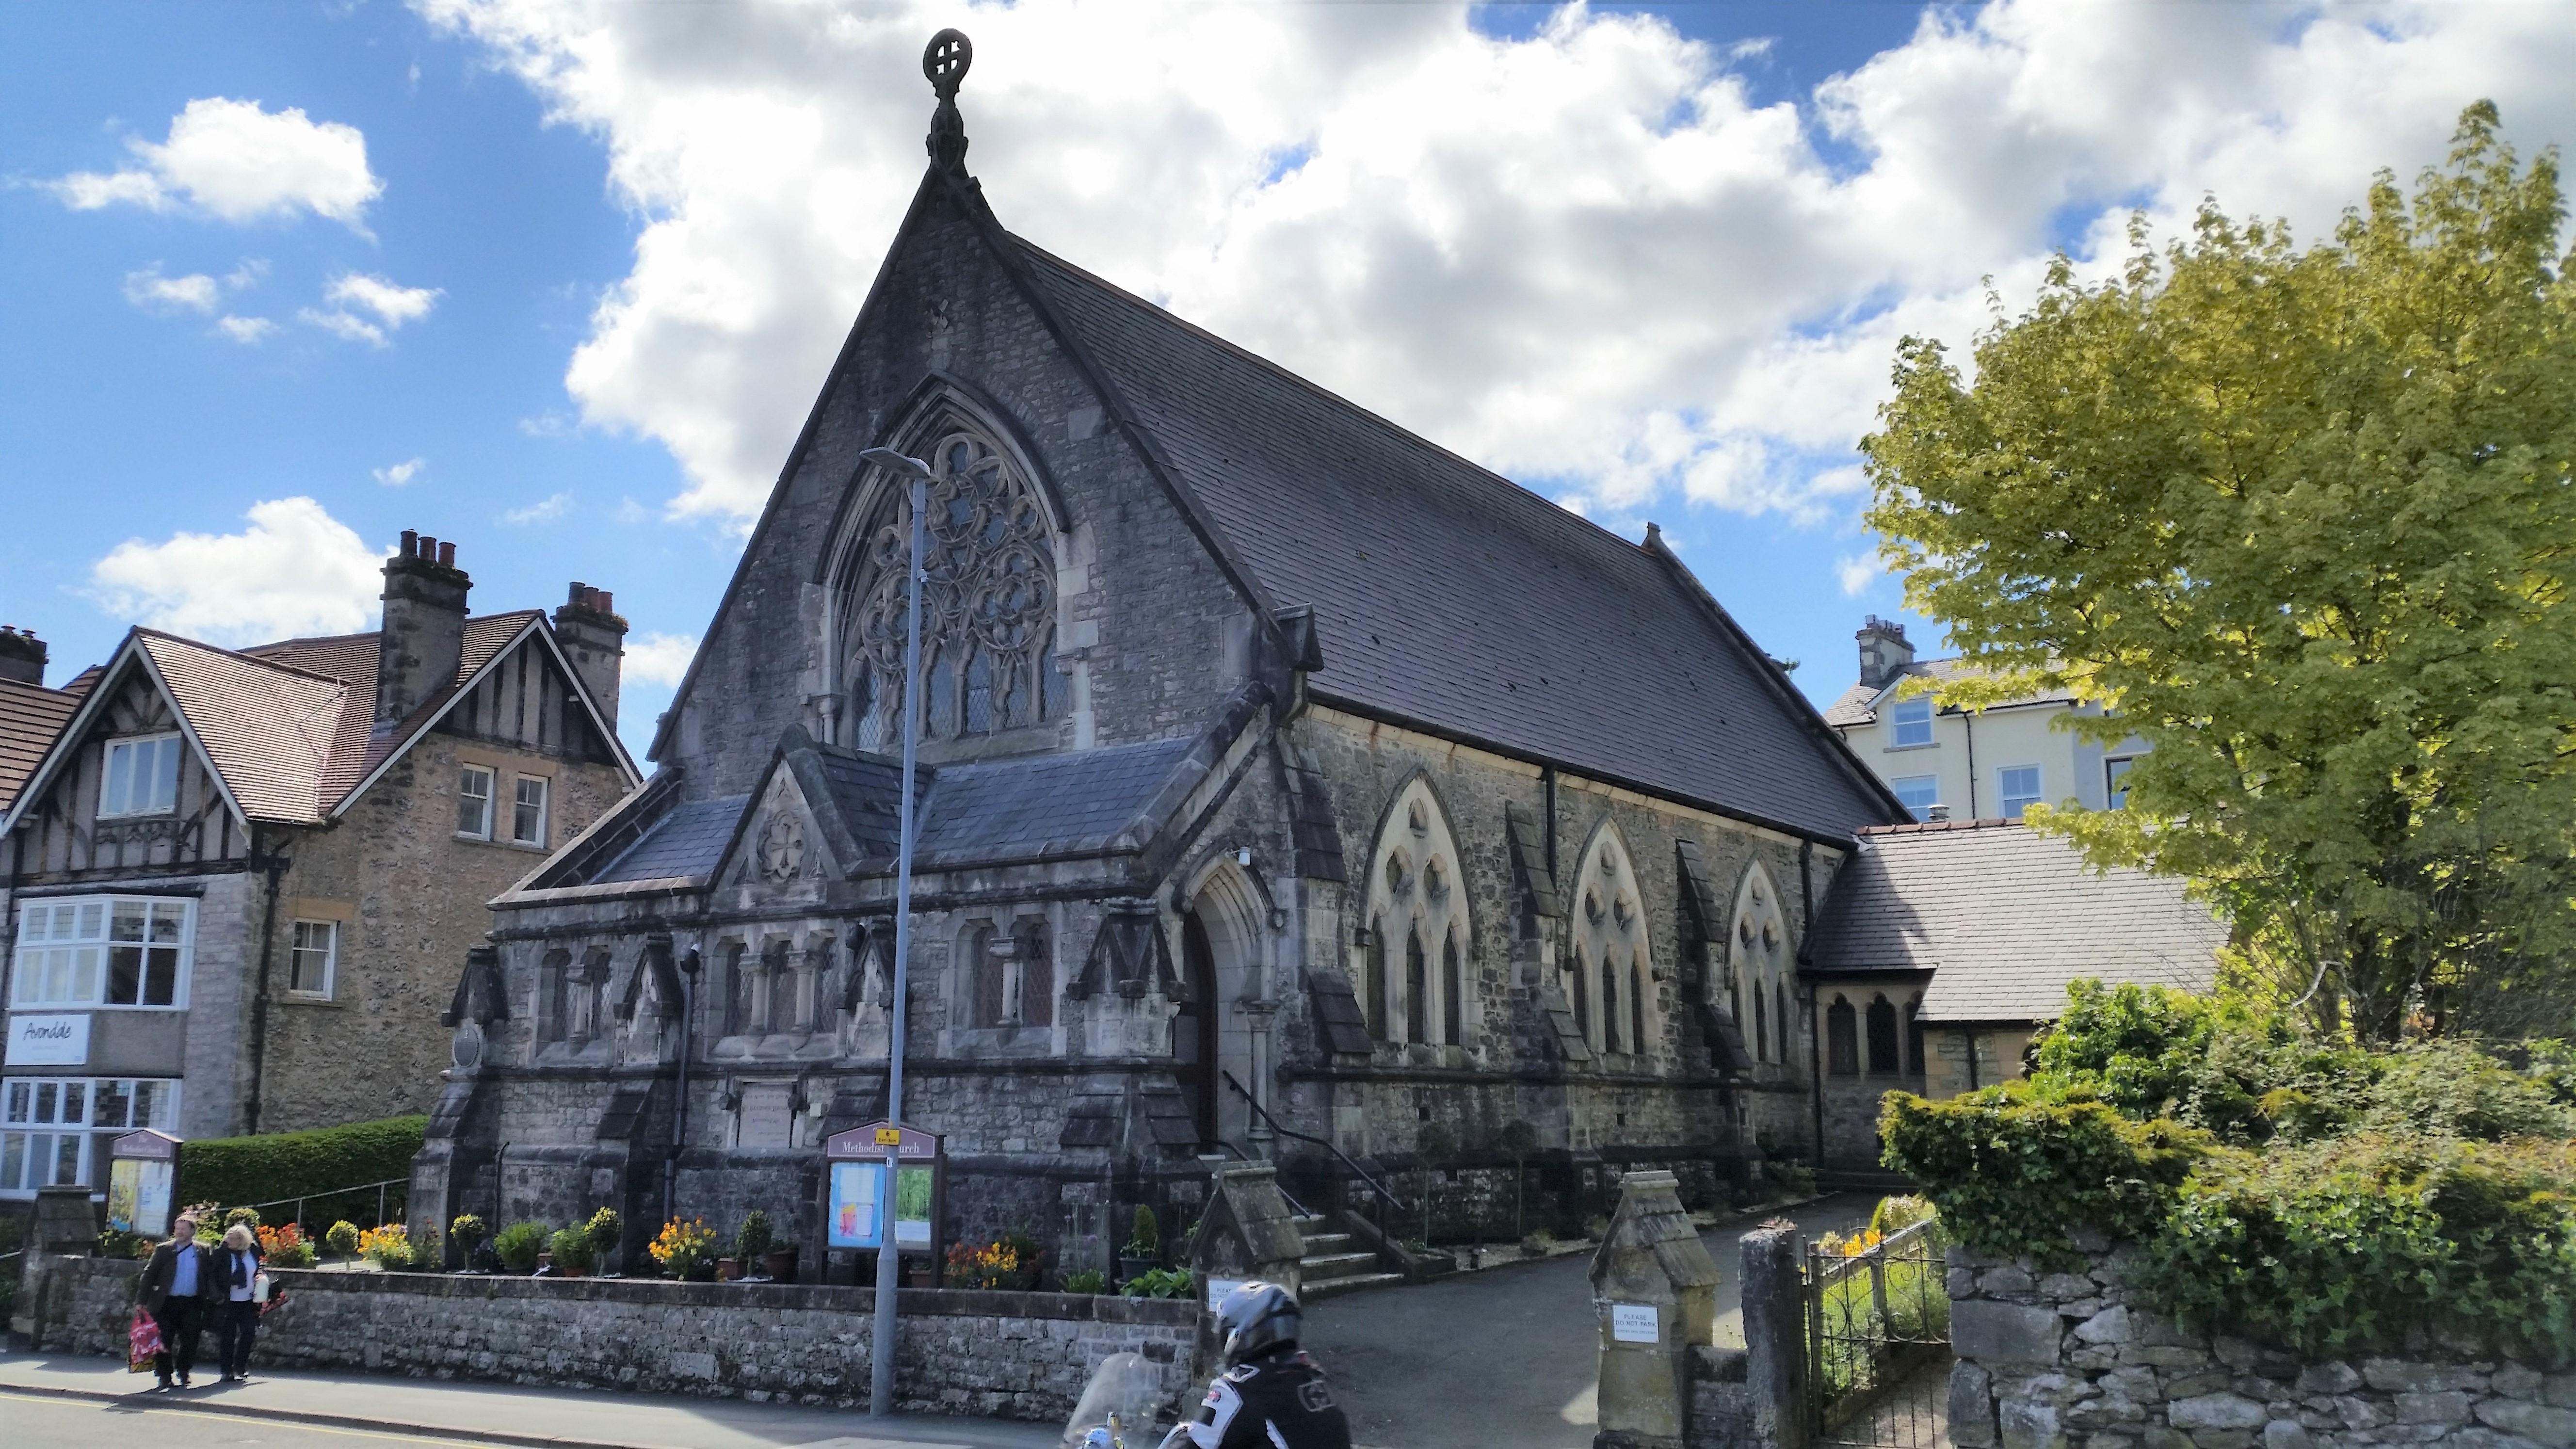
[1863,104,2576,1039]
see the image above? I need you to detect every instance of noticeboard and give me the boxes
[821,1120,943,1257]
[107,1128,181,1238]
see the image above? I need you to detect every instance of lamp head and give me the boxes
[860,447,934,481]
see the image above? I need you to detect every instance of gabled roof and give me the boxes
[1806,818,2225,1024]
[1008,237,1903,840]
[0,678,80,812]
[1822,658,2079,729]
[3,612,634,834]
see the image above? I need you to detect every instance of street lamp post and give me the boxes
[858,444,932,1417]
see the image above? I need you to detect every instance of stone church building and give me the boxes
[413,39,1934,1272]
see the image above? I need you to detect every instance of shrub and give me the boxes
[324,1221,362,1258]
[449,1215,490,1261]
[548,1226,597,1274]
[223,1206,263,1232]
[585,1207,621,1254]
[178,1116,427,1225]
[1062,1268,1108,1295]
[491,1221,550,1274]
[649,1218,716,1280]
[1878,1082,2206,1264]
[1123,1206,1159,1258]
[357,1224,417,1271]
[2033,981,2364,1144]
[1120,1267,1193,1299]
[734,1210,774,1262]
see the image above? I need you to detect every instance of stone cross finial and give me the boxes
[924,29,973,177]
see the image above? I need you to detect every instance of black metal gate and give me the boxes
[1804,1216,1952,1449]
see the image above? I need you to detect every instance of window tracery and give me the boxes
[1727,864,1792,1068]
[1568,825,1653,1060]
[832,422,1065,750]
[1359,779,1470,1047]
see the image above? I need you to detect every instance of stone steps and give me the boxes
[1291,1213,1403,1302]
[1301,1271,1407,1301]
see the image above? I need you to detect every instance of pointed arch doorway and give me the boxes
[1174,910,1222,1148]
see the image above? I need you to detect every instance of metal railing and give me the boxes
[1804,1215,1951,1448]
[1219,1071,1407,1216]
[239,1176,411,1234]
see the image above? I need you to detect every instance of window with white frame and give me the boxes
[12,898,192,1008]
[0,1077,180,1197]
[512,776,549,847]
[289,919,338,998]
[1999,765,2044,819]
[2106,756,2136,809]
[1890,775,1941,821]
[1888,696,1934,748]
[99,734,182,818]
[457,766,494,839]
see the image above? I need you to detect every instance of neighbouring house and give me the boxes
[1800,818,2227,1167]
[1822,617,2149,823]
[0,629,82,816]
[0,536,640,1209]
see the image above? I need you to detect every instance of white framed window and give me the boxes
[1999,765,2044,819]
[512,775,549,847]
[1888,696,1934,748]
[1890,775,1941,821]
[11,897,192,1009]
[0,1076,180,1198]
[289,919,338,998]
[457,766,495,839]
[2106,756,2136,809]
[99,734,182,818]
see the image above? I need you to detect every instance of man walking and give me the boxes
[138,1214,216,1389]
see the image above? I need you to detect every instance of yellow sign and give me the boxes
[874,1126,903,1147]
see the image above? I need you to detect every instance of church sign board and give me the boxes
[822,1121,943,1260]
[107,1128,181,1239]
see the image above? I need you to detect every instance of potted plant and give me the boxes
[450,1215,491,1273]
[325,1220,362,1262]
[548,1226,596,1278]
[1116,1206,1160,1284]
[733,1210,775,1282]
[763,1240,798,1284]
[647,1217,715,1281]
[585,1208,622,1277]
[492,1220,550,1275]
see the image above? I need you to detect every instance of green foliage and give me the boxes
[492,1221,549,1274]
[97,1226,153,1259]
[584,1208,621,1254]
[223,1206,263,1231]
[2143,1134,2576,1366]
[324,1221,361,1258]
[734,1210,774,1261]
[178,1116,427,1225]
[449,1215,489,1253]
[1119,1267,1193,1300]
[1878,1082,2207,1263]
[1123,1206,1159,1257]
[1861,104,2576,1039]
[1062,1268,1108,1295]
[547,1226,596,1274]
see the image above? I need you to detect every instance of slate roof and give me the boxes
[1822,659,2078,729]
[591,795,752,885]
[1010,240,1900,840]
[1806,819,2225,1024]
[913,737,1199,865]
[0,679,80,812]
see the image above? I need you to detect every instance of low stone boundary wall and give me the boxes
[1948,1237,2576,1449]
[37,1257,1200,1422]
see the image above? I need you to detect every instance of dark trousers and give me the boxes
[215,1299,258,1376]
[152,1298,205,1383]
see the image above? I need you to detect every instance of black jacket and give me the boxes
[1185,1347,1352,1449]
[139,1240,218,1315]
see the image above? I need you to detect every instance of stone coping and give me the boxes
[74,1257,1198,1325]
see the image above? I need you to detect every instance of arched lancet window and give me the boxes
[1727,862,1791,1072]
[1360,781,1470,1046]
[830,419,1065,750]
[1904,995,1923,1076]
[1016,920,1054,1029]
[1867,995,1900,1075]
[1572,948,1591,1038]
[541,949,571,1043]
[1827,996,1859,1076]
[1404,930,1428,1046]
[724,942,753,1037]
[1570,824,1652,1059]
[962,923,1003,1029]
[1752,987,1769,1063]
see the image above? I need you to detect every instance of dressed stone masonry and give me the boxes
[30,1256,1198,1422]
[1946,1233,2576,1449]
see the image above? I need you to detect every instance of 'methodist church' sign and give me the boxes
[5,1014,89,1067]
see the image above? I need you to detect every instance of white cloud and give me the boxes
[1836,553,1880,598]
[501,491,573,525]
[419,0,2576,527]
[122,267,221,314]
[300,272,442,346]
[217,315,277,343]
[374,457,427,487]
[51,97,382,230]
[299,306,384,345]
[623,632,699,687]
[88,498,385,646]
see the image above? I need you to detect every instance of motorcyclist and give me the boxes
[1176,1281,1352,1449]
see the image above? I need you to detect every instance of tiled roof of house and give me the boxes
[0,678,80,812]
[1806,818,2224,1024]
[1009,238,1901,840]
[1822,658,2077,729]
[246,612,542,802]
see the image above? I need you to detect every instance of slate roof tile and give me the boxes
[0,679,79,812]
[591,795,753,884]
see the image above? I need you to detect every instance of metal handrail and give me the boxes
[239,1176,410,1231]
[1208,1138,1309,1218]
[1220,1070,1407,1213]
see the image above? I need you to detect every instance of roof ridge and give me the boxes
[1007,233,1665,568]
[136,628,352,689]
[1857,817,2028,837]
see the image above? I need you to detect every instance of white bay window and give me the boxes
[12,898,192,1009]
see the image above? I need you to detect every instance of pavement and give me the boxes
[1304,1191,1883,1449]
[0,1354,1063,1449]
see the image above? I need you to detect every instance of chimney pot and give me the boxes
[375,534,472,730]
[1926,804,1952,822]
[437,540,455,567]
[401,529,419,557]
[595,590,612,614]
[568,581,588,607]
[0,622,51,686]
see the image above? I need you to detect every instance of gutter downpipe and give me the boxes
[664,943,699,1228]
[243,827,289,1135]
[1964,710,1979,819]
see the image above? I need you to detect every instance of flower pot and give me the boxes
[557,1265,584,1280]
[905,1265,934,1288]
[715,1257,741,1282]
[1117,1254,1157,1284]
[764,1248,797,1284]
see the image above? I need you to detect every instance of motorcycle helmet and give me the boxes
[1214,1280,1302,1365]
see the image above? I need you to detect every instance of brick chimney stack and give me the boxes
[552,581,628,730]
[0,627,47,687]
[1856,615,1916,691]
[376,530,472,732]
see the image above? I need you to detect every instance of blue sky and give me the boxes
[4,2,2567,763]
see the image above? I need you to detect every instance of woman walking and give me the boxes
[213,1223,264,1382]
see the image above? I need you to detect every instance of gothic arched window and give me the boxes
[1727,863,1791,1072]
[1441,935,1463,1046]
[1905,995,1923,1075]
[832,421,1064,750]
[962,924,1003,1029]
[1572,948,1592,1038]
[1569,823,1653,1060]
[1363,922,1386,1040]
[1600,955,1622,1054]
[1827,996,1859,1076]
[1361,779,1470,1046]
[1017,920,1054,1029]
[1404,930,1428,1046]
[1867,994,1900,1075]
[1752,988,1769,1063]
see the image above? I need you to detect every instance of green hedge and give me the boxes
[1878,1083,2205,1265]
[180,1115,427,1225]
